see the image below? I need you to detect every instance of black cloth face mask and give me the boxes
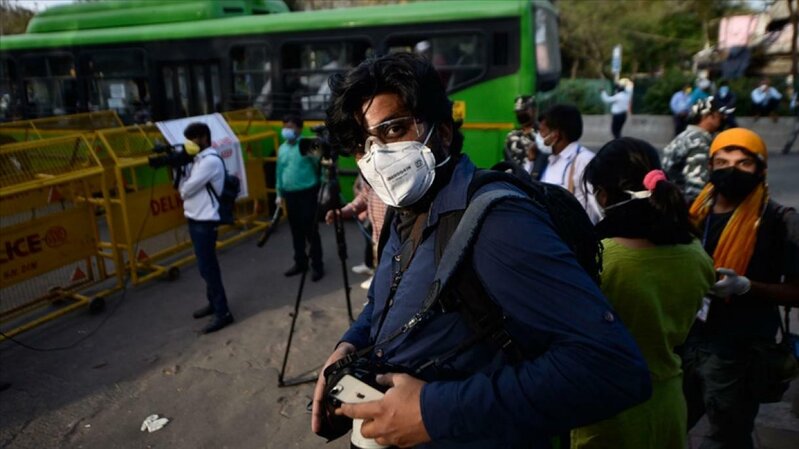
[709,167,763,203]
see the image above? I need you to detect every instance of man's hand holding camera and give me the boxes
[336,372,431,448]
[312,342,356,435]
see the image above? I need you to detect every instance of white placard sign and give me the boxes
[156,113,248,199]
[109,83,126,98]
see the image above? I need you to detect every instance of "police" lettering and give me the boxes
[0,234,43,264]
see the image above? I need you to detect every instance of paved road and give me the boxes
[0,117,797,449]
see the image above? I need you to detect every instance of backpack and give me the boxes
[377,161,602,359]
[204,153,241,225]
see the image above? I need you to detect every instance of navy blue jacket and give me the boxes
[342,156,651,448]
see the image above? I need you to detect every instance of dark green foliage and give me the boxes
[641,69,694,114]
[539,79,608,115]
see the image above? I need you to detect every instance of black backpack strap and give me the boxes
[417,188,529,369]
[772,202,798,341]
[203,152,227,202]
[433,189,527,292]
[368,189,529,366]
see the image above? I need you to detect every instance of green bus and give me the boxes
[0,0,561,167]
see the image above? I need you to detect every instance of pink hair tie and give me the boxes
[643,169,667,191]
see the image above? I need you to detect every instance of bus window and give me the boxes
[210,65,221,114]
[82,49,150,124]
[22,54,78,118]
[388,34,486,92]
[230,46,272,115]
[176,66,190,117]
[534,6,561,92]
[0,59,19,122]
[279,40,372,117]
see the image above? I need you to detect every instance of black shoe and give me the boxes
[284,265,306,277]
[202,313,234,334]
[192,305,214,319]
[311,267,325,282]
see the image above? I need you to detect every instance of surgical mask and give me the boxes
[709,167,762,203]
[535,131,553,154]
[357,124,448,207]
[184,140,201,156]
[719,86,730,97]
[281,128,297,141]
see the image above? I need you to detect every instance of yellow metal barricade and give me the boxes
[0,134,124,341]
[95,120,279,286]
[0,111,127,193]
[226,109,280,223]
[0,111,124,144]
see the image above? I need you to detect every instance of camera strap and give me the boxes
[373,212,428,340]
[368,190,523,368]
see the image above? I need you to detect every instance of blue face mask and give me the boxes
[719,86,730,97]
[281,128,297,141]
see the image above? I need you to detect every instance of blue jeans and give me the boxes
[187,219,230,318]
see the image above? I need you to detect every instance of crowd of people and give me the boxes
[172,52,797,448]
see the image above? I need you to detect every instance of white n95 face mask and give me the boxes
[357,124,448,208]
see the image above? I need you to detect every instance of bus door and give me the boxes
[160,61,221,118]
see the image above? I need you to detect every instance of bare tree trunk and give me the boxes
[789,0,798,90]
[571,59,579,79]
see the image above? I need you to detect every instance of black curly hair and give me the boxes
[325,52,462,157]
[585,137,698,245]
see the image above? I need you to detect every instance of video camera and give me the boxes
[298,124,341,160]
[147,143,194,169]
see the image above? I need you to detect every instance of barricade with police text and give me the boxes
[0,134,124,341]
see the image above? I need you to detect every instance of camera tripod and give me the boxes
[278,158,355,387]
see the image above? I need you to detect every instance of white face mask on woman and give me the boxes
[357,124,449,207]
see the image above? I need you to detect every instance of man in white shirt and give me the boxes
[538,104,602,224]
[600,79,632,139]
[750,78,782,122]
[179,122,234,334]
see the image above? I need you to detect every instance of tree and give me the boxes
[557,0,751,79]
[0,0,34,35]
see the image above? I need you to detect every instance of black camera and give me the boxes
[299,124,339,160]
[317,355,398,448]
[298,124,346,215]
[147,143,194,169]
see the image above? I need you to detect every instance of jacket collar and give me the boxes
[425,156,476,228]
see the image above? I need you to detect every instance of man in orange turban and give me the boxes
[682,127,799,448]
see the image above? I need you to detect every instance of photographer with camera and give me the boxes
[177,123,234,334]
[276,114,325,282]
[311,53,651,448]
